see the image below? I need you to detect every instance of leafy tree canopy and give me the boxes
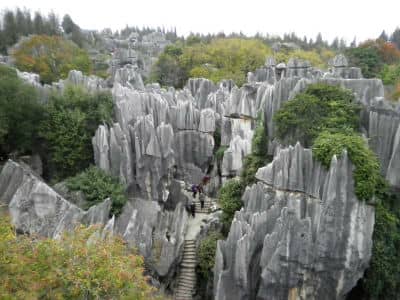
[274,84,360,146]
[0,215,160,300]
[12,35,92,84]
[0,64,45,158]
[39,86,113,179]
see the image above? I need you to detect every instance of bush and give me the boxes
[241,119,269,187]
[0,215,158,300]
[66,166,128,216]
[274,84,359,146]
[274,48,335,69]
[40,86,113,179]
[0,64,45,157]
[379,64,400,85]
[361,189,400,300]
[312,131,381,201]
[218,179,244,231]
[12,35,91,84]
[197,231,224,279]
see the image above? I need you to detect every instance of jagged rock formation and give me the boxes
[0,160,111,238]
[328,54,362,79]
[4,53,399,299]
[365,98,400,188]
[17,69,108,100]
[114,64,145,90]
[115,198,188,277]
[214,143,375,300]
[0,159,188,281]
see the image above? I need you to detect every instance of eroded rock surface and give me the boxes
[0,160,111,238]
[214,143,375,300]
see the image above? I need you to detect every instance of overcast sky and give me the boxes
[4,0,400,43]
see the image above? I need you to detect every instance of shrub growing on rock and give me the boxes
[197,231,224,279]
[274,84,360,146]
[312,131,381,201]
[66,166,127,216]
[218,179,244,232]
[0,216,158,299]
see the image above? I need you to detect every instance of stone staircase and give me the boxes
[175,240,197,300]
[194,196,213,214]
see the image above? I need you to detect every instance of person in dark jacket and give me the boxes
[199,192,205,210]
[190,200,196,218]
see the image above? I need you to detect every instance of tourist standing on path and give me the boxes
[199,193,205,210]
[190,199,196,218]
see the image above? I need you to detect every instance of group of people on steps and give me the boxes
[186,175,211,218]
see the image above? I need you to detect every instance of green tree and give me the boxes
[0,64,45,157]
[12,35,91,84]
[345,46,383,78]
[151,38,272,87]
[40,86,113,179]
[274,84,359,147]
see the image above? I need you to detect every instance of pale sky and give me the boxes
[3,0,400,43]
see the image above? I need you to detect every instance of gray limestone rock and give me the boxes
[286,58,312,78]
[330,54,349,68]
[174,131,214,176]
[199,108,216,133]
[0,160,111,238]
[226,85,258,118]
[187,78,217,109]
[114,64,145,90]
[214,143,375,300]
[115,198,188,277]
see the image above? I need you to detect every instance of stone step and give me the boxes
[179,270,196,276]
[175,293,192,298]
[176,287,194,294]
[178,278,195,284]
[181,263,196,268]
[175,293,192,300]
[182,255,196,260]
[178,277,196,283]
[182,258,196,263]
[179,270,196,275]
[183,249,196,253]
[178,281,195,288]
[175,297,192,300]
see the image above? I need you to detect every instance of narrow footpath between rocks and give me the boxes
[174,191,215,300]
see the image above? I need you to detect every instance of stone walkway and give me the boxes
[175,187,217,300]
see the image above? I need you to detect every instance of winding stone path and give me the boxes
[175,188,217,300]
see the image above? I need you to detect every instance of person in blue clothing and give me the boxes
[191,184,198,198]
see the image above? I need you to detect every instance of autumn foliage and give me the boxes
[12,35,91,84]
[0,215,161,299]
